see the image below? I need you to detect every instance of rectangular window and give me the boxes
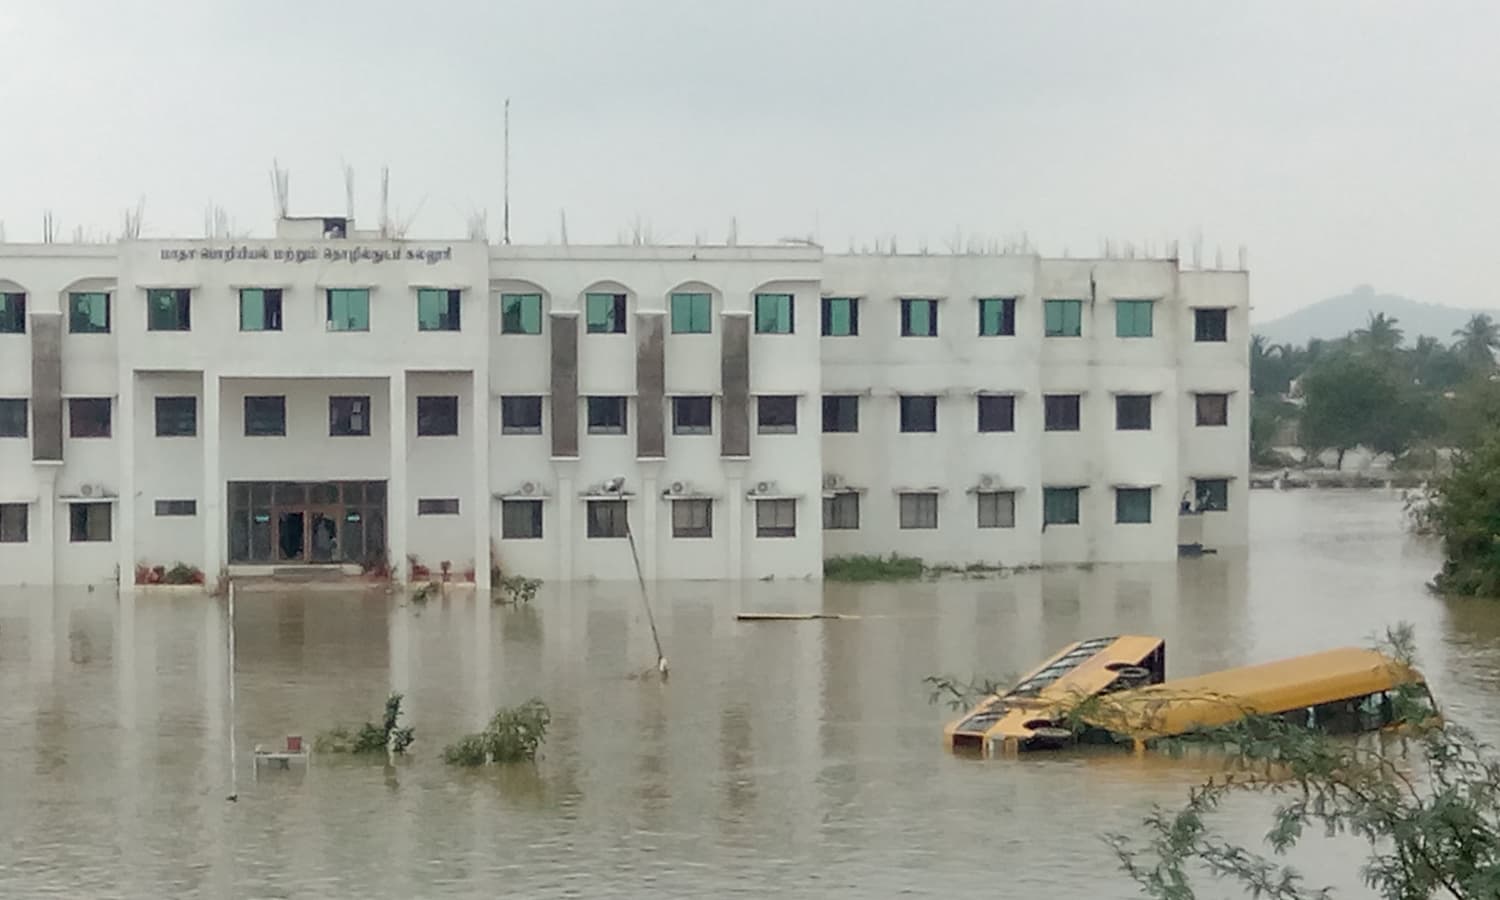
[756,395,797,434]
[823,492,859,529]
[239,288,283,331]
[587,396,627,434]
[69,398,112,438]
[978,298,1016,336]
[822,395,859,433]
[0,292,25,333]
[1115,394,1152,430]
[1115,300,1154,338]
[1044,394,1080,431]
[585,292,627,334]
[0,398,27,437]
[671,498,713,538]
[417,288,461,331]
[899,493,938,529]
[69,502,111,542]
[147,288,191,331]
[672,396,712,435]
[154,499,197,517]
[501,500,544,539]
[329,395,371,436]
[326,288,370,332]
[1195,393,1229,427]
[1044,299,1082,337]
[900,298,938,337]
[69,291,110,334]
[586,499,628,538]
[670,292,712,334]
[417,498,461,516]
[755,498,796,537]
[977,395,1015,433]
[1194,478,1230,512]
[501,293,543,334]
[976,491,1016,529]
[500,396,543,434]
[821,297,858,336]
[244,396,286,436]
[154,396,197,437]
[1115,488,1152,524]
[416,396,459,436]
[900,395,938,433]
[1195,308,1229,342]
[1042,487,1081,526]
[754,293,794,334]
[0,503,26,542]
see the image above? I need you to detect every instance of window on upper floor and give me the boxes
[416,395,459,436]
[0,292,25,333]
[900,395,937,433]
[822,297,858,336]
[671,498,712,538]
[155,396,198,437]
[977,395,1015,433]
[757,396,797,434]
[1196,393,1229,426]
[1115,394,1152,430]
[822,395,859,433]
[1044,394,1080,431]
[899,492,938,529]
[0,398,27,437]
[154,499,197,517]
[587,499,628,538]
[673,396,712,435]
[69,502,111,542]
[977,490,1016,529]
[670,292,712,334]
[754,293,794,334]
[69,398,111,438]
[1195,308,1229,342]
[501,293,543,334]
[147,289,191,331]
[1115,300,1154,338]
[585,292,627,334]
[417,498,461,516]
[755,498,796,537]
[978,298,1016,336]
[586,396,627,435]
[326,289,370,332]
[417,289,461,332]
[1042,487,1080,525]
[501,500,544,539]
[1194,477,1230,511]
[69,292,110,334]
[239,289,283,331]
[901,298,938,337]
[823,492,859,530]
[0,503,27,542]
[244,396,286,437]
[1044,299,1082,337]
[1115,488,1153,524]
[329,396,371,436]
[500,396,543,434]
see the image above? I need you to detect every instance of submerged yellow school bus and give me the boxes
[1078,646,1439,748]
[943,635,1168,757]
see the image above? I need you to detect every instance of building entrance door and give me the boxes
[276,510,306,561]
[229,481,387,566]
[309,509,339,562]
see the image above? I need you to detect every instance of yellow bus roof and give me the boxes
[1083,646,1424,740]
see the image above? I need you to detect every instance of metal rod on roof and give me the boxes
[503,98,511,245]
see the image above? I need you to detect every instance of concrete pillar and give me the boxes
[638,462,663,581]
[35,463,59,586]
[553,460,578,581]
[201,371,222,578]
[116,369,136,584]
[471,369,492,592]
[388,372,408,583]
[725,462,747,581]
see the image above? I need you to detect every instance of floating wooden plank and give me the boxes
[735,612,860,621]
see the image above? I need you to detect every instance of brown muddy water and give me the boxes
[2,491,1498,898]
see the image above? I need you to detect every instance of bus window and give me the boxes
[1357,693,1386,730]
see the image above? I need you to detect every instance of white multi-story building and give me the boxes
[0,214,1248,588]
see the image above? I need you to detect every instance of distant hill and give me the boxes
[1253,285,1489,347]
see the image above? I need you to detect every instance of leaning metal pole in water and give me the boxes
[227,580,239,801]
[623,521,668,677]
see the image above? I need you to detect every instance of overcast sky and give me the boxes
[2,0,1497,319]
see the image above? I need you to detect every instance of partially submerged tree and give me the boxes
[1428,430,1500,597]
[315,692,416,755]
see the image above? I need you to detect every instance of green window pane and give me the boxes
[1115,488,1152,524]
[501,293,542,334]
[903,299,936,336]
[70,292,109,333]
[417,289,459,331]
[671,293,711,334]
[586,293,625,333]
[0,293,26,333]
[823,297,856,336]
[1045,300,1082,337]
[979,298,1015,336]
[1043,487,1080,525]
[755,293,793,334]
[240,290,264,331]
[1116,300,1154,338]
[327,289,370,331]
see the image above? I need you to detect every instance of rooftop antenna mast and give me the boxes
[380,166,391,238]
[503,98,511,245]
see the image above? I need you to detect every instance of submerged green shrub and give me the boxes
[443,699,551,766]
[824,554,926,582]
[315,692,415,755]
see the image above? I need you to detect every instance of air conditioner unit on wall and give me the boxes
[669,481,687,495]
[754,480,776,495]
[979,474,997,489]
[520,481,537,495]
[823,473,844,490]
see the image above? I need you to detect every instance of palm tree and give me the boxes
[1352,312,1403,355]
[1452,313,1500,372]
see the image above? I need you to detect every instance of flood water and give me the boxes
[2,490,1499,898]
